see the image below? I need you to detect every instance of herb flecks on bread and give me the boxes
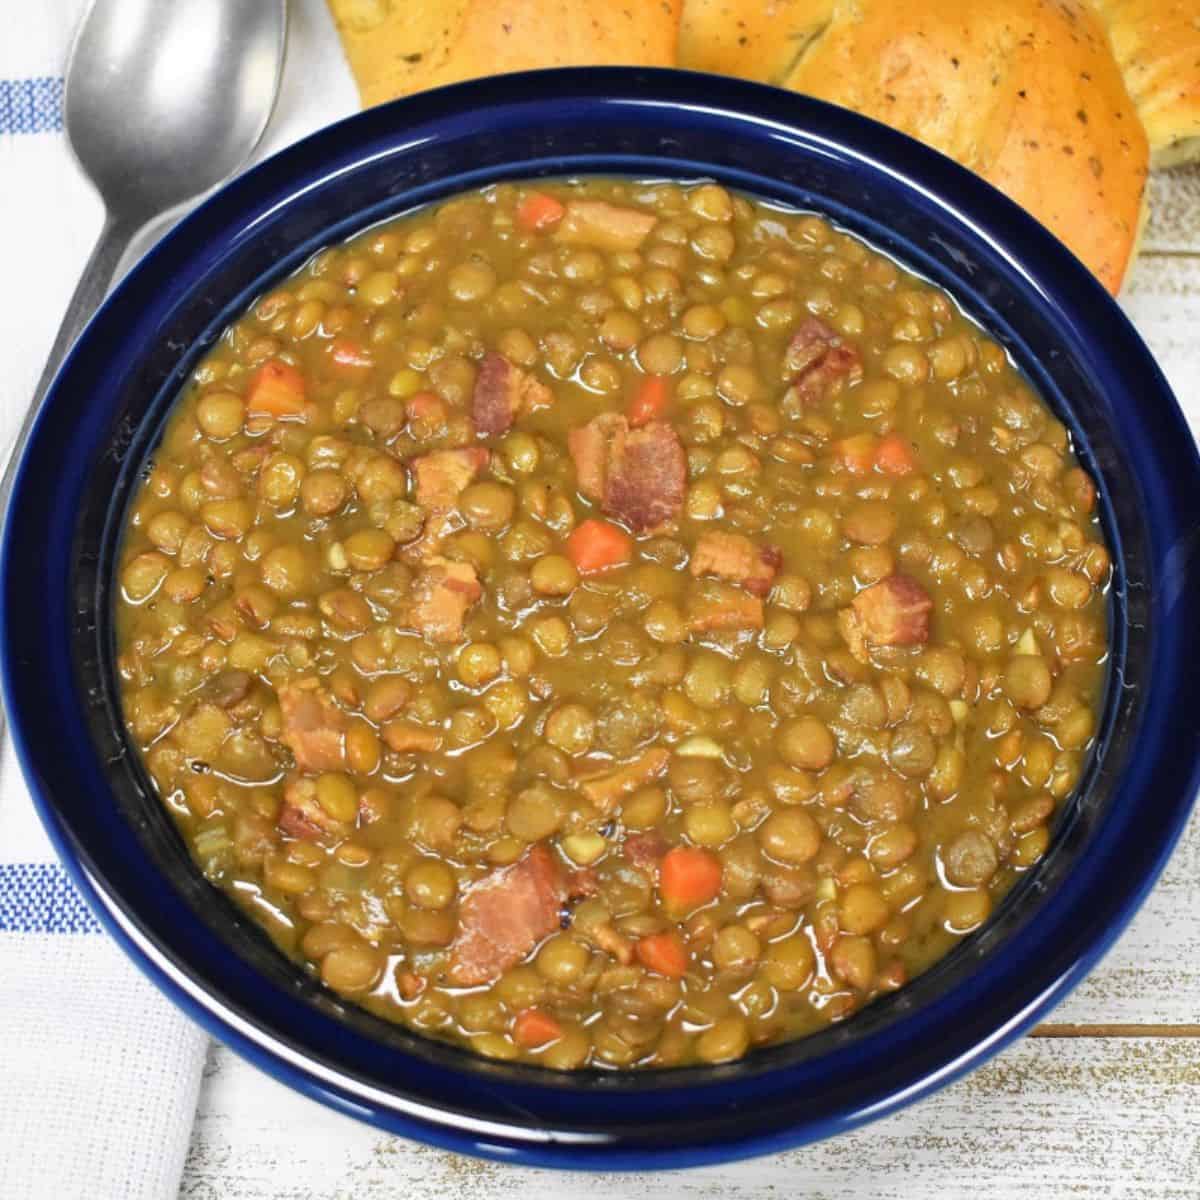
[326,0,681,109]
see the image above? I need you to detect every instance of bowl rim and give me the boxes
[4,66,1200,1169]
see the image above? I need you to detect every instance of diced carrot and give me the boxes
[512,1007,564,1048]
[566,518,634,575]
[516,191,566,233]
[635,931,689,979]
[830,433,878,475]
[659,846,723,912]
[875,432,917,476]
[628,375,670,427]
[329,337,373,372]
[246,359,306,418]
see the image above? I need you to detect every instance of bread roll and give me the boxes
[680,0,1148,292]
[327,0,681,109]
[1091,0,1200,166]
[677,0,834,83]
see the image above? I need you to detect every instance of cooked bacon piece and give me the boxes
[567,867,600,900]
[842,575,933,658]
[277,775,351,842]
[687,582,765,635]
[784,317,863,407]
[623,829,669,873]
[410,447,490,511]
[278,681,347,772]
[407,446,490,559]
[472,351,554,436]
[409,557,482,644]
[381,720,443,754]
[568,414,686,532]
[447,844,568,986]
[577,747,671,812]
[606,422,688,531]
[689,531,782,597]
[567,412,625,503]
[554,199,657,252]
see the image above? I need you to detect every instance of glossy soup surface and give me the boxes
[115,179,1109,1069]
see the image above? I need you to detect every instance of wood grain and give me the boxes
[1031,1024,1200,1038]
[1141,164,1200,254]
[1121,253,1200,406]
[1050,802,1199,1025]
[182,1038,1200,1199]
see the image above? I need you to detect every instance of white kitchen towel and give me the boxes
[0,3,357,1197]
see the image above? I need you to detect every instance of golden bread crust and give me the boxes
[677,0,835,83]
[327,0,681,109]
[778,0,1148,292]
[1091,0,1200,166]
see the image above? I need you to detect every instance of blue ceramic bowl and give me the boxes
[3,69,1199,1169]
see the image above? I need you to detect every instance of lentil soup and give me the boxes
[114,179,1110,1069]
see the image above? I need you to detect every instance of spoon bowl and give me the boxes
[65,0,288,224]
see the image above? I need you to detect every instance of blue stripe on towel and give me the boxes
[0,863,101,933]
[0,76,64,135]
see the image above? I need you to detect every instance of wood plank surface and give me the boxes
[182,1037,1200,1200]
[1141,165,1200,253]
[183,166,1200,1195]
[1121,252,1200,403]
[1050,802,1199,1025]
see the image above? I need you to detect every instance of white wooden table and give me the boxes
[181,164,1200,1199]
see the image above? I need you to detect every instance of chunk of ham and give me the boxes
[278,681,347,772]
[566,867,600,900]
[472,351,554,436]
[447,844,569,986]
[410,447,490,511]
[689,531,782,597]
[784,317,863,407]
[407,446,490,558]
[568,414,686,532]
[623,829,669,874]
[278,774,352,842]
[381,720,444,753]
[409,557,482,644]
[554,199,657,252]
[568,413,623,502]
[577,747,671,812]
[687,582,765,635]
[840,574,933,660]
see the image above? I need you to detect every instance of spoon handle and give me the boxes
[13,211,143,479]
[0,209,141,739]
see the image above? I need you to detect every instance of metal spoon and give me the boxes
[4,0,287,498]
[0,0,287,731]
